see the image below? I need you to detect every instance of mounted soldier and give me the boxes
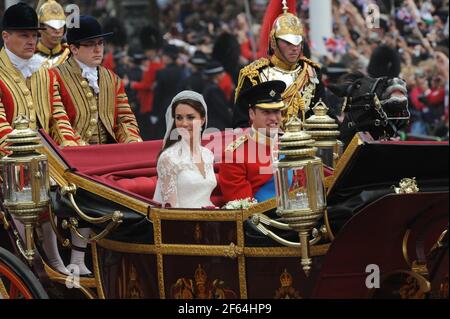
[34,0,70,68]
[233,0,325,128]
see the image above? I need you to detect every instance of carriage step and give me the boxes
[42,261,97,288]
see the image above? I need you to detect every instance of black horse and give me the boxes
[329,72,410,148]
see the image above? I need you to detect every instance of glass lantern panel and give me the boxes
[316,147,334,168]
[3,160,49,204]
[275,166,290,211]
[5,162,33,203]
[275,165,311,211]
[289,167,310,210]
[38,160,49,202]
[312,163,326,210]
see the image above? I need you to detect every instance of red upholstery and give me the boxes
[43,128,337,207]
[56,132,235,206]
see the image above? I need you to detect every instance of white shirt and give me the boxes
[75,58,100,94]
[153,139,217,208]
[5,46,42,79]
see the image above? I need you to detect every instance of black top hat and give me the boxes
[2,3,45,31]
[368,45,401,78]
[189,51,208,66]
[103,17,127,47]
[238,80,286,110]
[66,15,113,45]
[203,60,224,76]
[140,25,163,50]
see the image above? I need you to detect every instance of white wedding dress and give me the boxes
[153,139,217,208]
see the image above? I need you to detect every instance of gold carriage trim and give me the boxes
[95,237,330,257]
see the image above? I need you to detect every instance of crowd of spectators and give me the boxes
[1,0,447,140]
[99,0,448,140]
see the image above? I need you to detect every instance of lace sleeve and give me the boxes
[157,153,179,207]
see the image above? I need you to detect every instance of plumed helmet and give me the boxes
[36,0,66,30]
[269,0,304,48]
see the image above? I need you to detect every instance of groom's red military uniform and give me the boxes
[219,129,276,202]
[219,81,287,203]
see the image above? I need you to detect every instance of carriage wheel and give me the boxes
[0,247,48,299]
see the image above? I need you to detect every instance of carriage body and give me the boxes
[1,129,448,299]
[11,130,442,299]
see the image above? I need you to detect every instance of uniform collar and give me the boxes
[4,45,42,78]
[249,126,276,146]
[270,54,299,71]
[36,42,63,56]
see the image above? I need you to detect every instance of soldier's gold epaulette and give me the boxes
[225,135,248,152]
[235,58,270,102]
[300,57,321,70]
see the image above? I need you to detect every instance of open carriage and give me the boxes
[1,127,446,299]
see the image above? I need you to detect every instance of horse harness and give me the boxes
[341,77,390,132]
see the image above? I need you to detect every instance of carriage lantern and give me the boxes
[273,116,326,274]
[303,100,343,168]
[1,116,49,262]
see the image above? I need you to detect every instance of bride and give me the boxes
[153,91,217,208]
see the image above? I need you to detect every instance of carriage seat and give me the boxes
[112,165,225,207]
[59,131,249,208]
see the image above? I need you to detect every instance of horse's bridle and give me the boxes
[341,77,389,131]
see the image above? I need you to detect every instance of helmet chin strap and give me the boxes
[272,41,301,70]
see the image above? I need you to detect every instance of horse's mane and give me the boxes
[328,71,368,97]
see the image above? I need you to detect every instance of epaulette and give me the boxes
[300,57,321,70]
[235,58,270,102]
[225,135,248,152]
[241,58,271,76]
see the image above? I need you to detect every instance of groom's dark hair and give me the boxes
[157,99,207,161]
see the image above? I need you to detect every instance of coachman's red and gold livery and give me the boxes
[53,58,142,144]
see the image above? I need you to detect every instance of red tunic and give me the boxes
[131,60,164,114]
[218,132,275,202]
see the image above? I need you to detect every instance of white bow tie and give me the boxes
[76,59,100,94]
[81,68,100,94]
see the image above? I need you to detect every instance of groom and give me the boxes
[218,80,286,203]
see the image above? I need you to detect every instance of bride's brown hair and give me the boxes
[157,99,206,160]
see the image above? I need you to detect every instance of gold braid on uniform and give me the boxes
[281,57,321,123]
[299,56,321,69]
[54,47,70,67]
[235,58,270,103]
[281,63,309,122]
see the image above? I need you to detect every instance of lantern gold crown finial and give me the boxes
[303,99,340,140]
[278,116,317,159]
[13,115,31,130]
[5,115,43,154]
